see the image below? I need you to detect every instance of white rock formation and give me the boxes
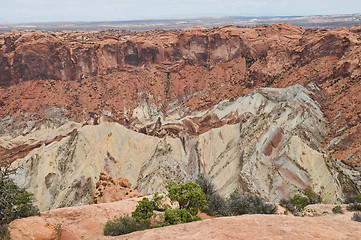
[2,84,359,211]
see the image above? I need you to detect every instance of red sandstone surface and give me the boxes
[1,23,361,167]
[8,201,360,240]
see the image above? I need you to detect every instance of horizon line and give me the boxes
[1,12,360,26]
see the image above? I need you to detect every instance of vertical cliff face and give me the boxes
[3,84,358,211]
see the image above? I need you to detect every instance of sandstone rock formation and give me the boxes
[1,24,361,168]
[93,171,142,204]
[1,24,361,211]
[8,199,360,240]
[8,197,142,240]
[2,83,359,211]
[118,213,360,240]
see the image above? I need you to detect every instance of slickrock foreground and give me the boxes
[114,214,360,240]
[8,201,360,240]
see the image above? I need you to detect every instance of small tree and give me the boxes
[151,192,165,211]
[0,162,39,225]
[195,174,226,216]
[131,197,154,222]
[166,181,207,216]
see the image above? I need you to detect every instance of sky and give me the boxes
[0,0,360,23]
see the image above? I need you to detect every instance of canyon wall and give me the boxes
[1,24,361,211]
[3,84,359,211]
[1,24,361,168]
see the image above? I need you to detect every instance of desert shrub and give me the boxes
[104,180,207,236]
[164,208,198,225]
[151,192,165,211]
[332,205,343,214]
[131,197,154,221]
[195,174,226,216]
[195,173,216,196]
[290,194,309,212]
[280,198,297,214]
[0,163,39,225]
[280,195,308,214]
[166,181,207,216]
[344,194,361,204]
[303,188,322,204]
[223,193,277,216]
[352,212,361,222]
[103,215,151,236]
[281,189,322,214]
[196,174,276,216]
[347,203,361,211]
[205,192,227,216]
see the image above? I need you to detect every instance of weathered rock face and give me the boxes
[93,171,143,204]
[1,24,361,211]
[3,84,359,211]
[1,24,361,168]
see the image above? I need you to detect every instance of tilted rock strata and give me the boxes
[6,84,360,211]
[9,122,159,211]
[1,24,361,167]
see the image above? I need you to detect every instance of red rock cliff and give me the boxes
[1,23,361,167]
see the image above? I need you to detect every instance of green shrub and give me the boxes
[352,212,361,222]
[151,192,165,211]
[164,208,198,225]
[303,188,322,204]
[195,174,226,216]
[347,203,361,211]
[290,194,309,212]
[332,205,343,214]
[196,174,276,216]
[280,195,308,214]
[280,189,321,214]
[344,194,361,204]
[0,163,40,225]
[280,198,297,214]
[103,215,151,236]
[224,193,277,216]
[166,181,207,216]
[195,173,216,196]
[204,192,227,216]
[131,197,154,221]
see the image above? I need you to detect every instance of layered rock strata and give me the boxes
[1,24,361,211]
[3,84,359,211]
[1,24,361,167]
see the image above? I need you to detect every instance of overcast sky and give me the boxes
[0,0,360,23]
